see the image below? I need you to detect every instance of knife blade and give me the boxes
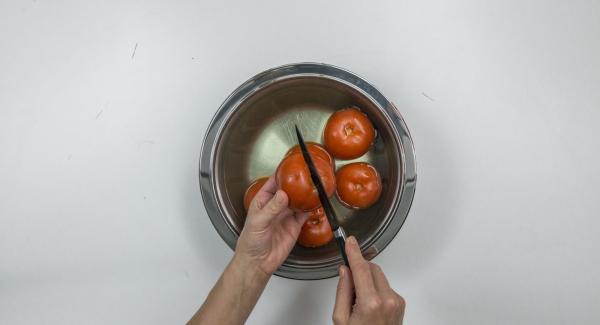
[294,125,350,267]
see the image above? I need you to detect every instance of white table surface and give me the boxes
[2,0,599,324]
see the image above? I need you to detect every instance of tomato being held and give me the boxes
[243,177,268,211]
[323,107,376,160]
[297,207,334,248]
[336,162,382,209]
[285,142,334,169]
[276,151,336,211]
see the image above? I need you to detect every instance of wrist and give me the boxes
[230,253,271,285]
[191,252,271,324]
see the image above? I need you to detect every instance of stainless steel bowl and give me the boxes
[200,63,416,280]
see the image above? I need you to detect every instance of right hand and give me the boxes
[332,236,405,325]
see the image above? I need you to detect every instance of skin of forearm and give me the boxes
[188,255,271,325]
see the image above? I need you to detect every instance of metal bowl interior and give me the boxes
[217,77,401,271]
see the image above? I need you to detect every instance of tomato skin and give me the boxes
[323,107,376,160]
[243,177,269,211]
[297,207,334,248]
[276,152,336,211]
[286,142,334,169]
[336,162,382,209]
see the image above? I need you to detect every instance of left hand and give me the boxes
[234,175,309,276]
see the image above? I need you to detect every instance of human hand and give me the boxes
[332,236,405,325]
[234,175,309,276]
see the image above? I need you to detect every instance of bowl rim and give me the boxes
[199,62,417,280]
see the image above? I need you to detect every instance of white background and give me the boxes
[2,0,599,324]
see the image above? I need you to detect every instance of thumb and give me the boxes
[332,265,354,324]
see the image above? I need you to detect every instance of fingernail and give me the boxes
[275,190,284,203]
[347,236,357,246]
[339,266,345,277]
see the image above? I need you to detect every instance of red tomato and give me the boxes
[336,162,382,209]
[276,152,336,211]
[297,207,334,248]
[286,142,334,169]
[243,177,268,211]
[323,107,376,160]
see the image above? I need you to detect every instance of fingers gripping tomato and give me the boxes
[243,177,269,211]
